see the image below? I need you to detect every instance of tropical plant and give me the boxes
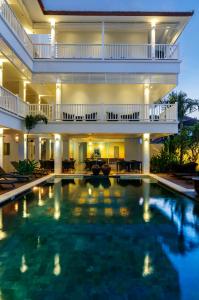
[25,114,48,134]
[187,123,199,162]
[25,114,48,159]
[158,91,199,130]
[150,147,179,173]
[16,160,38,175]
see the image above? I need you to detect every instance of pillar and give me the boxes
[19,80,29,102]
[35,137,41,162]
[18,133,25,161]
[50,19,56,57]
[54,134,62,173]
[144,84,150,120]
[24,134,27,160]
[46,139,51,160]
[62,139,69,160]
[151,22,156,59]
[0,128,3,168]
[142,133,150,174]
[0,60,3,86]
[56,80,61,120]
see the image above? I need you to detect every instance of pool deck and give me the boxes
[0,172,198,206]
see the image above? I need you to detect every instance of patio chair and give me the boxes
[0,177,17,188]
[0,166,31,181]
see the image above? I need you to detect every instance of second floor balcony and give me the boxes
[0,86,178,133]
[0,86,178,124]
[33,43,179,60]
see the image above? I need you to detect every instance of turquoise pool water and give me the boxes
[0,177,199,299]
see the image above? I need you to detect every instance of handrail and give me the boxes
[29,103,178,122]
[0,86,28,117]
[33,43,179,60]
[0,0,33,56]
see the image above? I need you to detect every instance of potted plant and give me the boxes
[91,164,101,175]
[101,164,111,176]
[25,114,48,159]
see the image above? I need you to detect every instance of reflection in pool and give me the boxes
[0,177,199,299]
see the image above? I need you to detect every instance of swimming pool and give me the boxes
[0,177,199,299]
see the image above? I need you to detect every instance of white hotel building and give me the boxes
[0,0,193,173]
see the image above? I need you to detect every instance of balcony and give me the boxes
[33,43,179,60]
[0,86,28,117]
[0,0,33,56]
[0,87,178,133]
[28,103,178,123]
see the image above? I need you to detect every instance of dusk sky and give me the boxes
[43,0,199,99]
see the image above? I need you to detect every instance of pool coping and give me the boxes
[0,173,198,206]
[0,174,54,205]
[150,173,198,201]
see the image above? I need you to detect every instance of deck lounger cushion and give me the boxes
[85,112,97,121]
[106,112,118,121]
[63,113,75,121]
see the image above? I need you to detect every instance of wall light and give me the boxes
[50,19,56,27]
[15,135,19,143]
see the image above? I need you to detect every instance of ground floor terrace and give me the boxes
[0,130,164,174]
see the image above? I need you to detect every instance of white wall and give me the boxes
[3,134,18,172]
[56,31,148,44]
[61,84,144,104]
[125,138,142,161]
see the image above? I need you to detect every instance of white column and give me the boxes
[24,134,27,160]
[50,19,56,58]
[151,22,156,59]
[101,22,105,59]
[38,95,42,111]
[0,128,3,168]
[0,60,3,86]
[35,137,42,162]
[46,139,51,160]
[62,139,69,160]
[144,84,150,120]
[56,80,61,120]
[142,133,150,174]
[18,133,25,161]
[54,134,62,174]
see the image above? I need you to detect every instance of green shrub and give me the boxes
[150,149,179,173]
[16,160,38,175]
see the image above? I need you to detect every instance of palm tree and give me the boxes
[159,91,199,130]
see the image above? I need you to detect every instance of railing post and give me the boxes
[101,22,105,60]
[16,95,19,116]
[151,22,156,59]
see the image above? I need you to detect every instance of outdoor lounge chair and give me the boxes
[0,177,17,188]
[0,166,31,181]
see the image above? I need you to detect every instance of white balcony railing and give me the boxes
[0,86,28,117]
[0,0,33,56]
[0,0,179,61]
[0,89,178,123]
[29,103,178,123]
[33,43,179,60]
